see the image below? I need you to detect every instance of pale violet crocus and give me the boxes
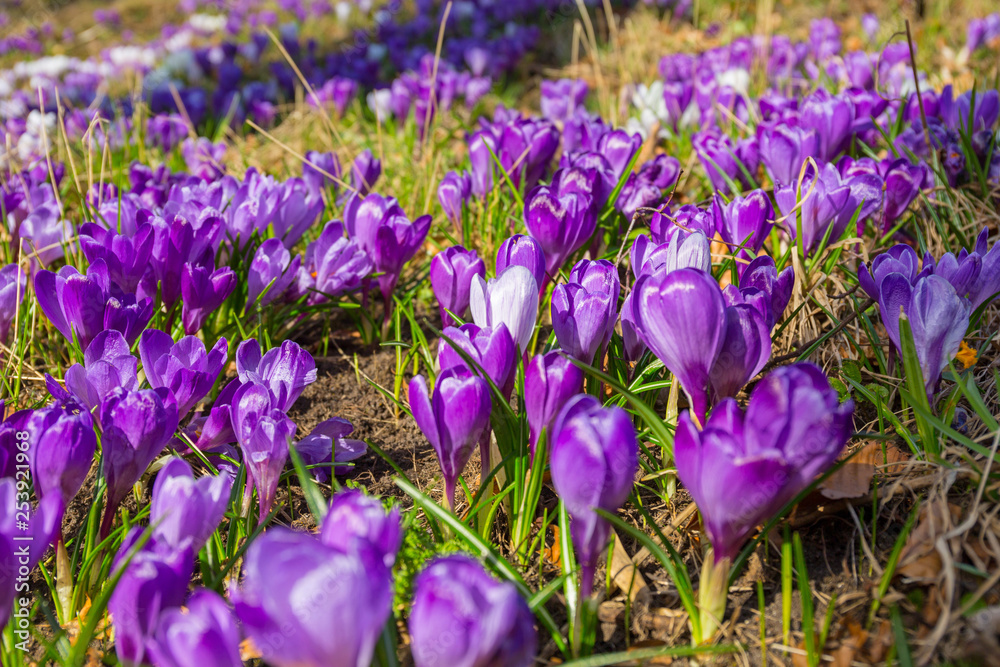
[469,265,540,351]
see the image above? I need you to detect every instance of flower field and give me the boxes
[2,0,1000,664]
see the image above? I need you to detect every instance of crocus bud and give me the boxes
[295,417,367,482]
[524,186,597,279]
[234,339,317,413]
[109,530,194,666]
[139,330,228,419]
[344,192,432,306]
[181,263,237,335]
[409,368,492,512]
[319,489,402,568]
[437,171,472,227]
[496,234,546,289]
[247,238,301,308]
[550,395,638,597]
[551,260,620,363]
[61,330,139,411]
[100,387,180,537]
[633,268,726,424]
[150,457,232,553]
[232,527,393,667]
[631,231,712,279]
[438,323,516,399]
[148,588,243,667]
[469,265,540,351]
[409,554,537,667]
[231,381,297,521]
[524,351,584,453]
[79,222,154,294]
[0,263,26,345]
[430,246,486,325]
[878,158,932,234]
[27,405,96,504]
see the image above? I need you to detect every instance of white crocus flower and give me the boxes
[469,265,539,351]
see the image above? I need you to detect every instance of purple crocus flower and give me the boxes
[799,90,855,161]
[234,339,317,413]
[140,330,228,419]
[712,189,774,266]
[438,323,517,400]
[758,124,821,186]
[549,395,638,596]
[349,149,382,197]
[57,330,139,412]
[344,192,432,309]
[100,387,180,537]
[495,234,547,289]
[232,381,297,522]
[876,158,933,234]
[151,457,232,553]
[409,554,537,667]
[469,265,540,351]
[231,527,393,667]
[967,228,1000,309]
[524,350,584,453]
[78,222,154,295]
[298,221,373,303]
[692,131,759,194]
[319,489,402,568]
[147,114,190,153]
[247,238,301,309]
[148,588,243,667]
[708,299,771,402]
[551,260,621,363]
[540,78,588,121]
[862,14,879,42]
[875,274,970,396]
[273,179,325,248]
[523,185,597,280]
[906,275,971,397]
[303,150,342,195]
[180,263,237,335]
[182,137,226,182]
[675,362,853,564]
[775,162,882,254]
[109,530,194,666]
[27,405,96,503]
[0,479,64,629]
[409,367,492,512]
[737,255,795,329]
[633,268,726,423]
[437,171,472,229]
[0,263,26,345]
[597,129,643,182]
[295,417,367,482]
[430,246,486,326]
[35,259,153,350]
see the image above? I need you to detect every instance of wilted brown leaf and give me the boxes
[896,501,963,584]
[819,441,909,500]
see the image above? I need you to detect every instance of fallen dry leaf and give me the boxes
[897,501,963,584]
[819,441,909,500]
